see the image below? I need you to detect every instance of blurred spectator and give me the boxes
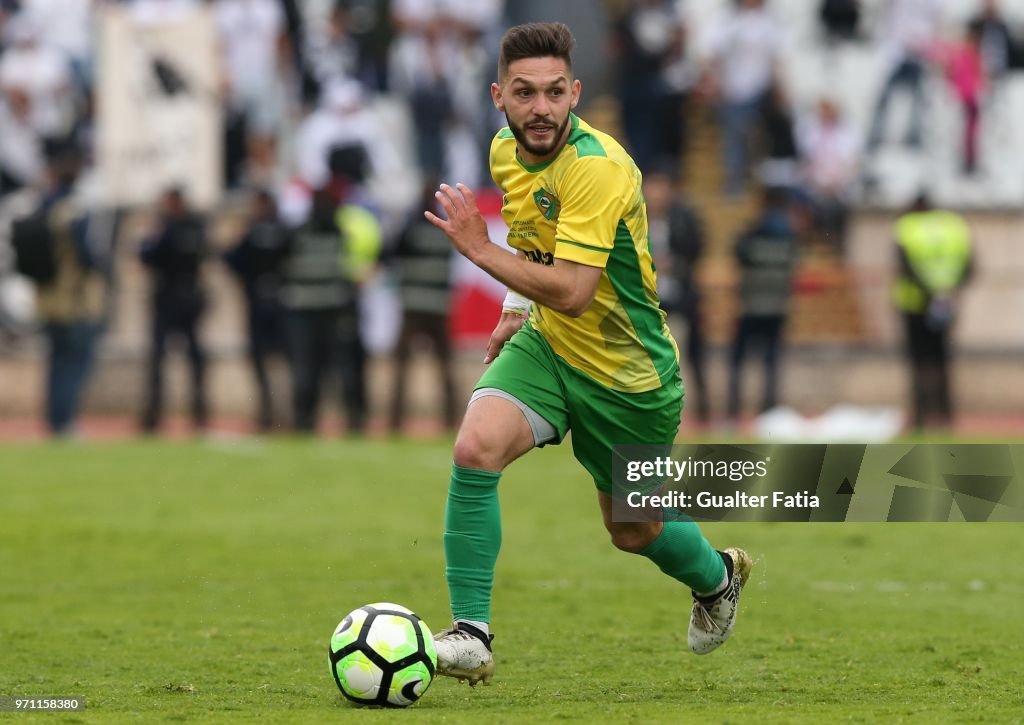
[305,0,393,95]
[796,97,861,253]
[924,22,987,174]
[819,0,861,44]
[0,88,45,195]
[643,164,710,424]
[139,188,211,434]
[286,77,405,232]
[281,147,381,435]
[701,0,784,198]
[16,144,107,436]
[281,187,346,434]
[17,0,94,94]
[214,0,289,187]
[276,0,317,102]
[293,79,390,193]
[389,16,454,177]
[304,0,360,98]
[757,80,802,192]
[611,0,693,173]
[223,188,292,431]
[0,15,75,140]
[387,178,457,433]
[892,194,973,431]
[969,0,1016,83]
[389,0,500,184]
[865,0,943,154]
[726,186,800,423]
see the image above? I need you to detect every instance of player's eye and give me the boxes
[516,89,532,98]
[549,88,563,97]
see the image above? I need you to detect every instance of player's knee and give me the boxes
[607,522,660,554]
[453,428,502,471]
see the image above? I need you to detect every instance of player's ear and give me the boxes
[491,82,504,112]
[570,78,581,109]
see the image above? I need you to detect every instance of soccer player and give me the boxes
[424,22,752,685]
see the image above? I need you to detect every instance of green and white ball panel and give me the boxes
[387,660,434,707]
[330,607,369,652]
[365,614,421,663]
[336,650,384,700]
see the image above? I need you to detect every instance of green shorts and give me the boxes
[475,322,683,492]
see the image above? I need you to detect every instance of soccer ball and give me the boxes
[328,602,437,707]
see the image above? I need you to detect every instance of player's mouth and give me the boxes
[527,123,555,137]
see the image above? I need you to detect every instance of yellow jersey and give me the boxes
[490,113,678,393]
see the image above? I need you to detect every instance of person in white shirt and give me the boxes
[865,0,944,152]
[285,78,403,227]
[17,0,93,92]
[0,88,45,193]
[0,17,74,139]
[701,0,783,197]
[797,97,862,254]
[214,0,289,185]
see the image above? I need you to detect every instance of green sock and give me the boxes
[444,464,502,622]
[639,520,726,593]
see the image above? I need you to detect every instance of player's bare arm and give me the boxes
[425,182,601,318]
[481,252,529,364]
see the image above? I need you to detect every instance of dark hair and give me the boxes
[498,22,575,82]
[328,144,368,183]
[910,191,933,212]
[761,185,790,209]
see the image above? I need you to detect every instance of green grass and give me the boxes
[1,438,1022,723]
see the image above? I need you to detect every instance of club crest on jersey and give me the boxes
[533,188,561,221]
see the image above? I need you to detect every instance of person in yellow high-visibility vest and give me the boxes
[893,194,974,431]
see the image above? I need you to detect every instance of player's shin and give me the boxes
[443,464,502,623]
[638,520,727,594]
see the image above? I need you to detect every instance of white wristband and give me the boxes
[502,290,531,316]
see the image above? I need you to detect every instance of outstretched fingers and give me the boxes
[425,182,481,239]
[455,183,478,213]
[423,209,449,231]
[435,184,460,218]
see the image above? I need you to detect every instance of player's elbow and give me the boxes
[544,264,599,317]
[553,288,594,318]
[563,300,590,318]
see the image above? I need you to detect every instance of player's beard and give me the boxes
[506,111,571,161]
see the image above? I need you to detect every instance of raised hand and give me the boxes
[424,183,491,262]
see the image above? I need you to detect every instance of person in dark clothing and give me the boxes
[969,0,1017,81]
[820,0,861,44]
[388,179,458,433]
[726,186,800,422]
[643,166,710,424]
[281,187,351,434]
[329,145,380,434]
[223,188,291,431]
[892,194,973,431]
[758,81,802,192]
[139,188,210,433]
[281,168,381,435]
[610,0,691,174]
[26,143,109,436]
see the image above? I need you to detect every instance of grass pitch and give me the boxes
[1,438,1022,723]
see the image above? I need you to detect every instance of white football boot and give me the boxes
[433,622,495,686]
[687,547,753,655]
